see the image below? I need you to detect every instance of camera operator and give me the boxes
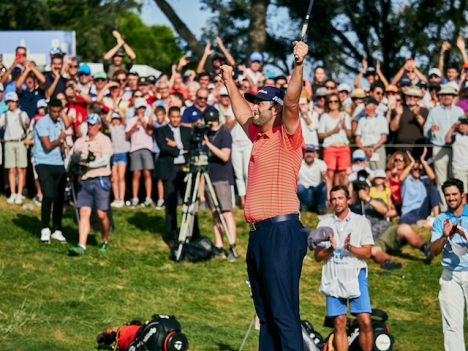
[68,114,113,255]
[201,108,237,261]
[349,175,433,270]
[34,98,68,244]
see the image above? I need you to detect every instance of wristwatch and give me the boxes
[346,244,352,251]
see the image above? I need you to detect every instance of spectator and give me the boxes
[0,92,30,204]
[169,92,186,114]
[153,106,168,210]
[337,83,352,112]
[99,80,130,116]
[313,86,328,114]
[370,169,397,218]
[275,75,287,90]
[299,96,319,147]
[138,77,157,105]
[33,98,68,244]
[214,86,231,125]
[181,87,210,127]
[311,66,326,94]
[63,56,80,81]
[428,82,441,108]
[445,116,468,193]
[16,61,46,119]
[109,110,130,208]
[355,97,389,170]
[125,71,139,100]
[197,72,211,90]
[392,58,428,86]
[196,37,236,79]
[349,181,433,270]
[456,80,468,114]
[0,84,6,114]
[45,54,67,98]
[423,84,464,211]
[185,81,200,107]
[1,55,24,96]
[347,149,372,185]
[103,30,137,78]
[399,149,439,226]
[68,114,113,255]
[398,76,412,94]
[390,86,428,158]
[125,98,154,207]
[430,178,468,351]
[297,145,328,213]
[349,88,366,123]
[318,93,352,190]
[202,108,237,260]
[323,79,337,94]
[429,67,443,84]
[354,58,389,89]
[386,151,411,215]
[77,64,94,95]
[92,72,109,101]
[155,79,171,108]
[439,37,468,84]
[154,106,192,241]
[242,52,264,87]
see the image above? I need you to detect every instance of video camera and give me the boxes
[68,150,95,176]
[352,169,370,192]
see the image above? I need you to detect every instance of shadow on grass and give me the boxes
[127,211,166,235]
[216,343,239,351]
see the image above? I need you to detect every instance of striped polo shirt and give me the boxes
[244,122,304,223]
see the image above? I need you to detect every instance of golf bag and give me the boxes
[171,236,214,262]
[97,314,189,351]
[302,320,325,351]
[323,309,394,351]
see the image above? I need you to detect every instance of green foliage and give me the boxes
[0,200,461,350]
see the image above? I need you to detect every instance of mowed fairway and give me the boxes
[0,199,464,350]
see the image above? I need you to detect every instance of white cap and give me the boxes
[338,83,351,93]
[352,149,366,161]
[372,169,386,179]
[134,97,147,110]
[219,86,228,96]
[0,83,4,92]
[451,239,468,256]
[5,92,18,102]
[36,99,47,109]
[428,68,442,77]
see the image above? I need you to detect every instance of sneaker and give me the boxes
[227,249,238,262]
[130,198,139,207]
[213,246,227,259]
[380,260,402,270]
[51,230,67,243]
[422,242,434,262]
[114,200,124,208]
[156,199,165,210]
[7,193,17,204]
[141,197,153,208]
[40,228,51,244]
[33,196,42,206]
[14,194,23,205]
[98,241,109,253]
[110,200,120,208]
[68,245,86,256]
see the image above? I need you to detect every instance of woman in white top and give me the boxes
[318,93,352,191]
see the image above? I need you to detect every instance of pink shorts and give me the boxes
[323,145,351,171]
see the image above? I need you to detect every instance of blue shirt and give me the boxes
[33,114,64,166]
[19,88,44,119]
[423,104,464,146]
[182,104,211,124]
[401,175,428,215]
[431,209,468,271]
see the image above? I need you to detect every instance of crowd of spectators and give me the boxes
[1,31,468,260]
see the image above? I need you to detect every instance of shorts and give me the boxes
[130,149,154,171]
[205,180,233,212]
[113,153,128,165]
[323,145,350,171]
[76,176,111,210]
[374,225,400,252]
[5,141,27,169]
[326,269,372,317]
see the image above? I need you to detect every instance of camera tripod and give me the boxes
[174,152,239,262]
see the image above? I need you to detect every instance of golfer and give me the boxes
[220,41,308,351]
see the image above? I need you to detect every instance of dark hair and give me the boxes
[330,185,350,198]
[171,92,186,107]
[447,62,460,71]
[113,69,127,78]
[155,106,166,115]
[324,78,336,87]
[314,66,325,72]
[442,178,465,194]
[88,102,102,115]
[51,54,63,61]
[48,98,62,108]
[16,46,27,53]
[132,89,142,97]
[168,106,181,115]
[324,93,342,113]
[275,75,287,82]
[197,72,211,81]
[370,81,385,92]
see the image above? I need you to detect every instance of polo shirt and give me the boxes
[125,116,153,152]
[401,175,428,215]
[182,104,211,124]
[72,132,113,180]
[431,210,468,271]
[19,88,44,119]
[298,158,327,188]
[423,104,464,146]
[355,114,389,146]
[244,122,304,223]
[451,132,468,170]
[33,114,65,166]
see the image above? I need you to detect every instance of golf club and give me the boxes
[294,0,315,61]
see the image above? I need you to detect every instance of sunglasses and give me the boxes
[133,94,143,98]
[78,72,88,76]
[396,99,402,102]
[406,70,415,73]
[214,79,222,83]
[394,157,404,162]
[118,79,127,82]
[95,78,106,82]
[70,65,79,69]
[197,96,208,100]
[374,91,383,95]
[328,100,339,103]
[429,74,440,79]
[325,86,335,90]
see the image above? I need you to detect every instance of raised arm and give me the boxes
[103,31,125,60]
[399,150,416,182]
[391,63,406,85]
[446,121,459,144]
[457,36,468,64]
[283,41,308,134]
[375,60,389,88]
[197,42,214,74]
[354,58,367,88]
[438,41,451,79]
[219,65,253,135]
[215,36,236,66]
[16,65,31,93]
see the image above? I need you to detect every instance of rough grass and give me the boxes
[0,198,465,350]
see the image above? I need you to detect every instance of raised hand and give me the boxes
[443,218,453,237]
[293,41,308,64]
[420,146,427,162]
[457,36,465,51]
[219,65,233,83]
[204,42,214,56]
[362,58,368,71]
[441,41,451,53]
[406,150,415,164]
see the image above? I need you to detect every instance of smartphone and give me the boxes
[15,53,22,60]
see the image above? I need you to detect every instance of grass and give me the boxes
[0,198,465,350]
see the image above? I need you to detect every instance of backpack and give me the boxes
[172,236,214,262]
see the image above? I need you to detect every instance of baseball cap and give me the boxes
[128,71,139,77]
[244,86,285,106]
[86,113,102,125]
[351,88,366,99]
[0,83,3,92]
[385,84,399,93]
[78,64,91,75]
[138,77,149,85]
[459,116,468,124]
[364,67,377,76]
[373,169,386,179]
[147,75,157,84]
[337,83,351,93]
[314,87,329,98]
[364,97,379,105]
[399,77,412,86]
[219,86,228,96]
[36,99,47,109]
[202,107,220,122]
[115,48,125,57]
[12,67,21,74]
[416,80,428,89]
[93,71,107,80]
[5,92,18,102]
[249,52,263,62]
[49,47,63,55]
[352,149,366,161]
[305,145,317,153]
[463,63,468,70]
[134,97,147,109]
[428,82,441,91]
[306,226,333,250]
[111,110,121,120]
[428,68,442,77]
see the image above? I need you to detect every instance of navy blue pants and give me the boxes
[246,218,307,351]
[297,183,327,212]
